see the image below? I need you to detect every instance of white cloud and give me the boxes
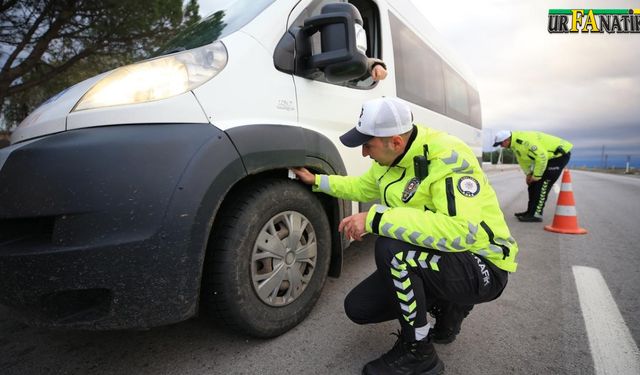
[411,0,640,156]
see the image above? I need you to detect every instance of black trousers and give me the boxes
[527,152,571,216]
[344,237,508,341]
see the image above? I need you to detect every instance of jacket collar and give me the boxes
[390,125,418,167]
[391,125,427,169]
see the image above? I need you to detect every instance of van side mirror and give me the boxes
[295,3,368,82]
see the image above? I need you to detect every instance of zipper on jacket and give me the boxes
[383,168,406,206]
[445,177,457,216]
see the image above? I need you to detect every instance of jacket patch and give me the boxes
[402,177,420,203]
[457,176,480,197]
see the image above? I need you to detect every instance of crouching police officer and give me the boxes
[493,130,573,222]
[293,97,518,375]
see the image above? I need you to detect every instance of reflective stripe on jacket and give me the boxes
[510,131,573,178]
[313,126,518,272]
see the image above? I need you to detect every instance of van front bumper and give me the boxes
[0,124,245,329]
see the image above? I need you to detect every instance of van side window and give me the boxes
[468,87,482,128]
[444,65,470,123]
[291,0,382,89]
[389,12,482,129]
[388,12,444,113]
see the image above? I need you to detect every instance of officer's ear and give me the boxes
[390,135,405,151]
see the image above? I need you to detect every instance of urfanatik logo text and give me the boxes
[548,9,640,33]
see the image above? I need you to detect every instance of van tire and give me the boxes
[201,178,331,338]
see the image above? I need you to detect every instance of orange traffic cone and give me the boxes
[544,169,587,234]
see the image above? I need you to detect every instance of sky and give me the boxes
[196,0,640,167]
[411,1,640,168]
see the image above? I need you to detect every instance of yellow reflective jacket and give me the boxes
[510,131,573,178]
[313,126,518,272]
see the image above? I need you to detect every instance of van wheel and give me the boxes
[201,178,331,338]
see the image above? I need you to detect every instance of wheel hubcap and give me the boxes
[285,251,295,265]
[251,211,318,306]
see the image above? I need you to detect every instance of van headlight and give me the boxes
[73,41,227,111]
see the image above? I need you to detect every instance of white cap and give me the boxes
[340,97,413,147]
[493,130,512,147]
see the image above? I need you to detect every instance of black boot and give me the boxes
[514,211,529,218]
[429,303,473,344]
[517,215,542,222]
[362,333,444,375]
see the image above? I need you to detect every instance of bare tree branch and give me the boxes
[0,0,20,15]
[5,48,94,96]
[1,1,57,76]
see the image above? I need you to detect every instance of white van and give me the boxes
[0,0,481,337]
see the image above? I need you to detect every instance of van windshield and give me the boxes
[156,0,276,56]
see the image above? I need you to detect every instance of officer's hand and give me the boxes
[338,212,368,241]
[291,167,315,185]
[526,175,540,185]
[525,175,533,185]
[371,65,388,81]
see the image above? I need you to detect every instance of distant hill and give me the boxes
[569,156,638,169]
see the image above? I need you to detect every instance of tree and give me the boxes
[501,148,516,164]
[182,0,201,28]
[482,149,517,164]
[0,0,186,131]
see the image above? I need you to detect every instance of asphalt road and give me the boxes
[1,169,639,374]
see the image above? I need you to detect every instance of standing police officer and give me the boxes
[493,130,573,222]
[293,97,518,375]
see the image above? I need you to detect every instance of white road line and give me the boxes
[572,266,640,375]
